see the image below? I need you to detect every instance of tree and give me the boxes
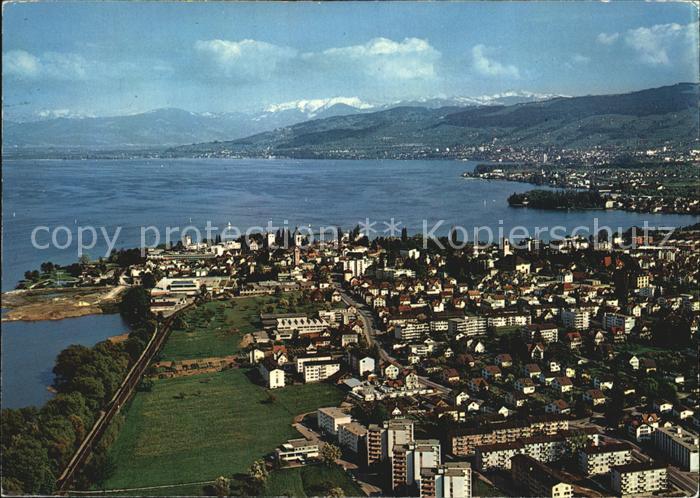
[327,486,345,498]
[320,443,342,466]
[213,476,231,497]
[248,459,268,486]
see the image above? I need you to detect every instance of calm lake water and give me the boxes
[1,158,698,408]
[1,313,128,408]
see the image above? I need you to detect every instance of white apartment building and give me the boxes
[610,462,667,496]
[304,360,341,383]
[395,321,430,342]
[654,425,699,471]
[578,444,632,476]
[338,422,368,453]
[317,407,352,436]
[343,257,370,277]
[420,462,472,498]
[276,316,329,338]
[448,316,487,337]
[602,312,636,333]
[522,323,559,344]
[561,309,590,330]
[296,354,333,373]
[385,418,415,460]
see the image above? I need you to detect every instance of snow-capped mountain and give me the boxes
[3,91,565,149]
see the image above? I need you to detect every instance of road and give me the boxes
[668,467,699,495]
[336,284,451,396]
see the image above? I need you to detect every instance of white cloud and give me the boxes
[4,50,43,78]
[3,50,90,80]
[623,22,698,65]
[571,54,591,64]
[308,37,441,80]
[471,44,520,78]
[194,39,296,80]
[596,32,620,45]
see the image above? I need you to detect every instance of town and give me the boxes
[14,222,699,497]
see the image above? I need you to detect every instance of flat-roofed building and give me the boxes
[338,422,368,453]
[578,443,632,476]
[511,454,572,498]
[610,461,667,496]
[276,438,319,463]
[392,439,441,490]
[317,407,352,436]
[303,360,340,383]
[654,425,699,471]
[420,462,471,498]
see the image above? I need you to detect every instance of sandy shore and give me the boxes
[1,285,128,322]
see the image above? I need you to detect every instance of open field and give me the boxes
[1,286,127,321]
[160,294,334,361]
[264,464,364,497]
[103,368,344,490]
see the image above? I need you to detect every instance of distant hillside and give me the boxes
[168,83,699,158]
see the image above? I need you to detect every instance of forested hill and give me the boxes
[168,83,699,158]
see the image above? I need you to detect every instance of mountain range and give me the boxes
[2,91,561,150]
[168,83,699,158]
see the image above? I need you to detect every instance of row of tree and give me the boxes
[508,189,605,209]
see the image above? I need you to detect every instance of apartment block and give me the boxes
[392,439,441,490]
[654,425,699,471]
[420,462,472,498]
[317,407,352,436]
[610,462,667,496]
[303,360,341,383]
[511,454,573,498]
[578,443,632,476]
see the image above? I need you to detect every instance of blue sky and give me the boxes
[3,1,698,120]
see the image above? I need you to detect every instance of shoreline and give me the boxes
[1,285,127,322]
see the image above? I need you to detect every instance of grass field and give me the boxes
[103,368,344,490]
[160,294,333,361]
[264,465,364,497]
[473,478,503,497]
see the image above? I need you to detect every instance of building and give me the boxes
[276,438,319,463]
[392,439,441,490]
[522,323,559,344]
[395,321,430,342]
[448,316,487,337]
[385,418,415,459]
[296,354,333,373]
[475,429,598,471]
[420,462,472,498]
[578,443,632,476]
[450,416,570,457]
[366,424,385,466]
[276,316,329,338]
[610,462,667,496]
[258,358,285,389]
[602,312,636,333]
[654,425,699,471]
[561,309,590,330]
[303,360,341,383]
[317,407,352,436]
[338,422,368,453]
[511,454,573,498]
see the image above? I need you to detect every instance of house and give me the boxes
[453,390,470,406]
[594,375,614,391]
[639,358,657,374]
[249,348,266,364]
[546,399,571,415]
[564,331,582,350]
[442,368,461,384]
[469,377,489,393]
[384,363,400,380]
[259,358,285,389]
[626,413,660,442]
[515,378,536,395]
[548,361,561,373]
[522,363,542,379]
[653,400,673,414]
[495,353,513,368]
[552,376,574,394]
[506,391,528,408]
[584,389,606,407]
[482,365,502,381]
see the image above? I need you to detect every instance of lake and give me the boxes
[1,313,128,408]
[1,158,697,408]
[3,158,697,290]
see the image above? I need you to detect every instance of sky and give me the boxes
[2,1,699,120]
